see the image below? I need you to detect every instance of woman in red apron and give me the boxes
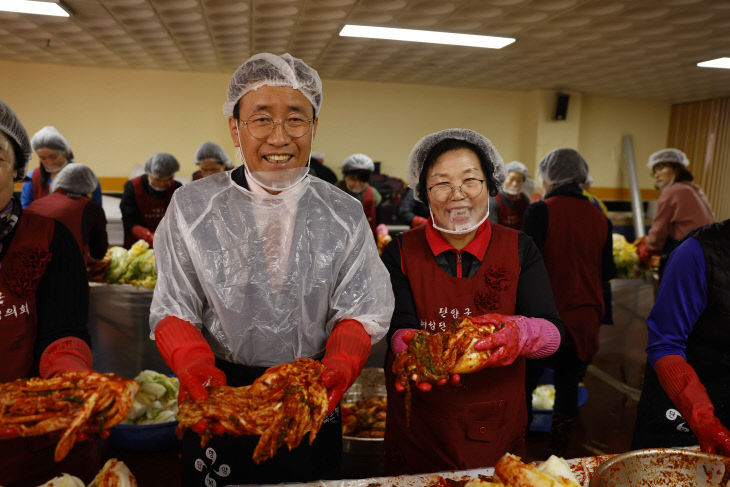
[26,163,108,265]
[381,129,563,475]
[120,152,181,248]
[192,141,232,181]
[522,148,616,457]
[0,100,97,486]
[336,153,382,236]
[488,160,530,231]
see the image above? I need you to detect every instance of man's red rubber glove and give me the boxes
[155,316,226,403]
[320,319,372,415]
[131,225,154,247]
[39,336,93,378]
[473,316,560,367]
[411,216,429,228]
[391,328,460,392]
[636,242,651,265]
[655,354,730,455]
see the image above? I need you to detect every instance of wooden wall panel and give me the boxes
[667,97,730,221]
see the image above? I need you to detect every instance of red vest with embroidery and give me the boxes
[383,223,526,475]
[0,212,54,381]
[26,191,89,264]
[125,176,175,247]
[542,195,607,361]
[31,167,50,202]
[496,192,528,230]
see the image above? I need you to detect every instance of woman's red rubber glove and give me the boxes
[131,225,154,246]
[473,316,560,367]
[155,316,226,403]
[321,319,372,415]
[391,328,460,391]
[655,354,730,455]
[39,336,93,378]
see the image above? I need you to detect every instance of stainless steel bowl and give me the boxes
[589,448,730,487]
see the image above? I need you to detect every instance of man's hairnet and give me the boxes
[144,152,180,179]
[647,148,689,170]
[505,160,528,178]
[342,153,374,173]
[0,99,31,182]
[50,163,99,198]
[222,53,323,118]
[538,148,589,188]
[195,141,232,169]
[30,126,73,159]
[406,128,505,203]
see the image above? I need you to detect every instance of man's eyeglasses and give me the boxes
[427,178,485,203]
[239,115,313,140]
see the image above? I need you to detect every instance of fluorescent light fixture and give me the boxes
[0,0,70,17]
[697,57,730,69]
[339,24,514,49]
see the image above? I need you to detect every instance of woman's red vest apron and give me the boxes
[362,185,376,236]
[384,224,526,475]
[541,196,606,361]
[31,167,50,202]
[496,192,528,230]
[26,191,89,264]
[124,176,175,247]
[0,212,98,485]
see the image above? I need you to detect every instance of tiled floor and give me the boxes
[526,279,656,461]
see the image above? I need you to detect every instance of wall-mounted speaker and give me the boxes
[554,93,570,120]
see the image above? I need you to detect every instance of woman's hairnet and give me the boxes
[505,160,528,178]
[30,126,73,159]
[341,153,374,173]
[647,148,689,170]
[50,163,98,198]
[195,141,232,169]
[406,128,505,203]
[222,53,323,118]
[144,152,180,178]
[0,99,31,182]
[538,148,589,188]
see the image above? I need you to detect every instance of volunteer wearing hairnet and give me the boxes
[522,148,616,457]
[398,186,430,227]
[381,128,562,475]
[191,141,232,181]
[336,153,382,235]
[488,160,530,230]
[149,53,394,485]
[0,100,97,484]
[21,126,102,208]
[632,219,730,456]
[635,148,713,275]
[119,152,181,248]
[27,164,108,264]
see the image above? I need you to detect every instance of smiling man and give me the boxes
[148,53,394,486]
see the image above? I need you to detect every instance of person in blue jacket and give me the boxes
[632,219,730,455]
[21,126,101,208]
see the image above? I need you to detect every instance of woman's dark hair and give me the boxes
[416,139,498,204]
[674,164,693,183]
[343,169,371,183]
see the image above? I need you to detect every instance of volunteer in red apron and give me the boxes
[488,160,530,230]
[120,152,181,248]
[149,53,394,486]
[27,163,108,265]
[0,100,97,486]
[381,129,563,475]
[336,153,382,236]
[522,148,616,457]
[20,126,102,208]
[191,141,232,181]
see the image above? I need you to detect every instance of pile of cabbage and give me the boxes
[123,370,179,425]
[612,233,640,278]
[104,240,156,289]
